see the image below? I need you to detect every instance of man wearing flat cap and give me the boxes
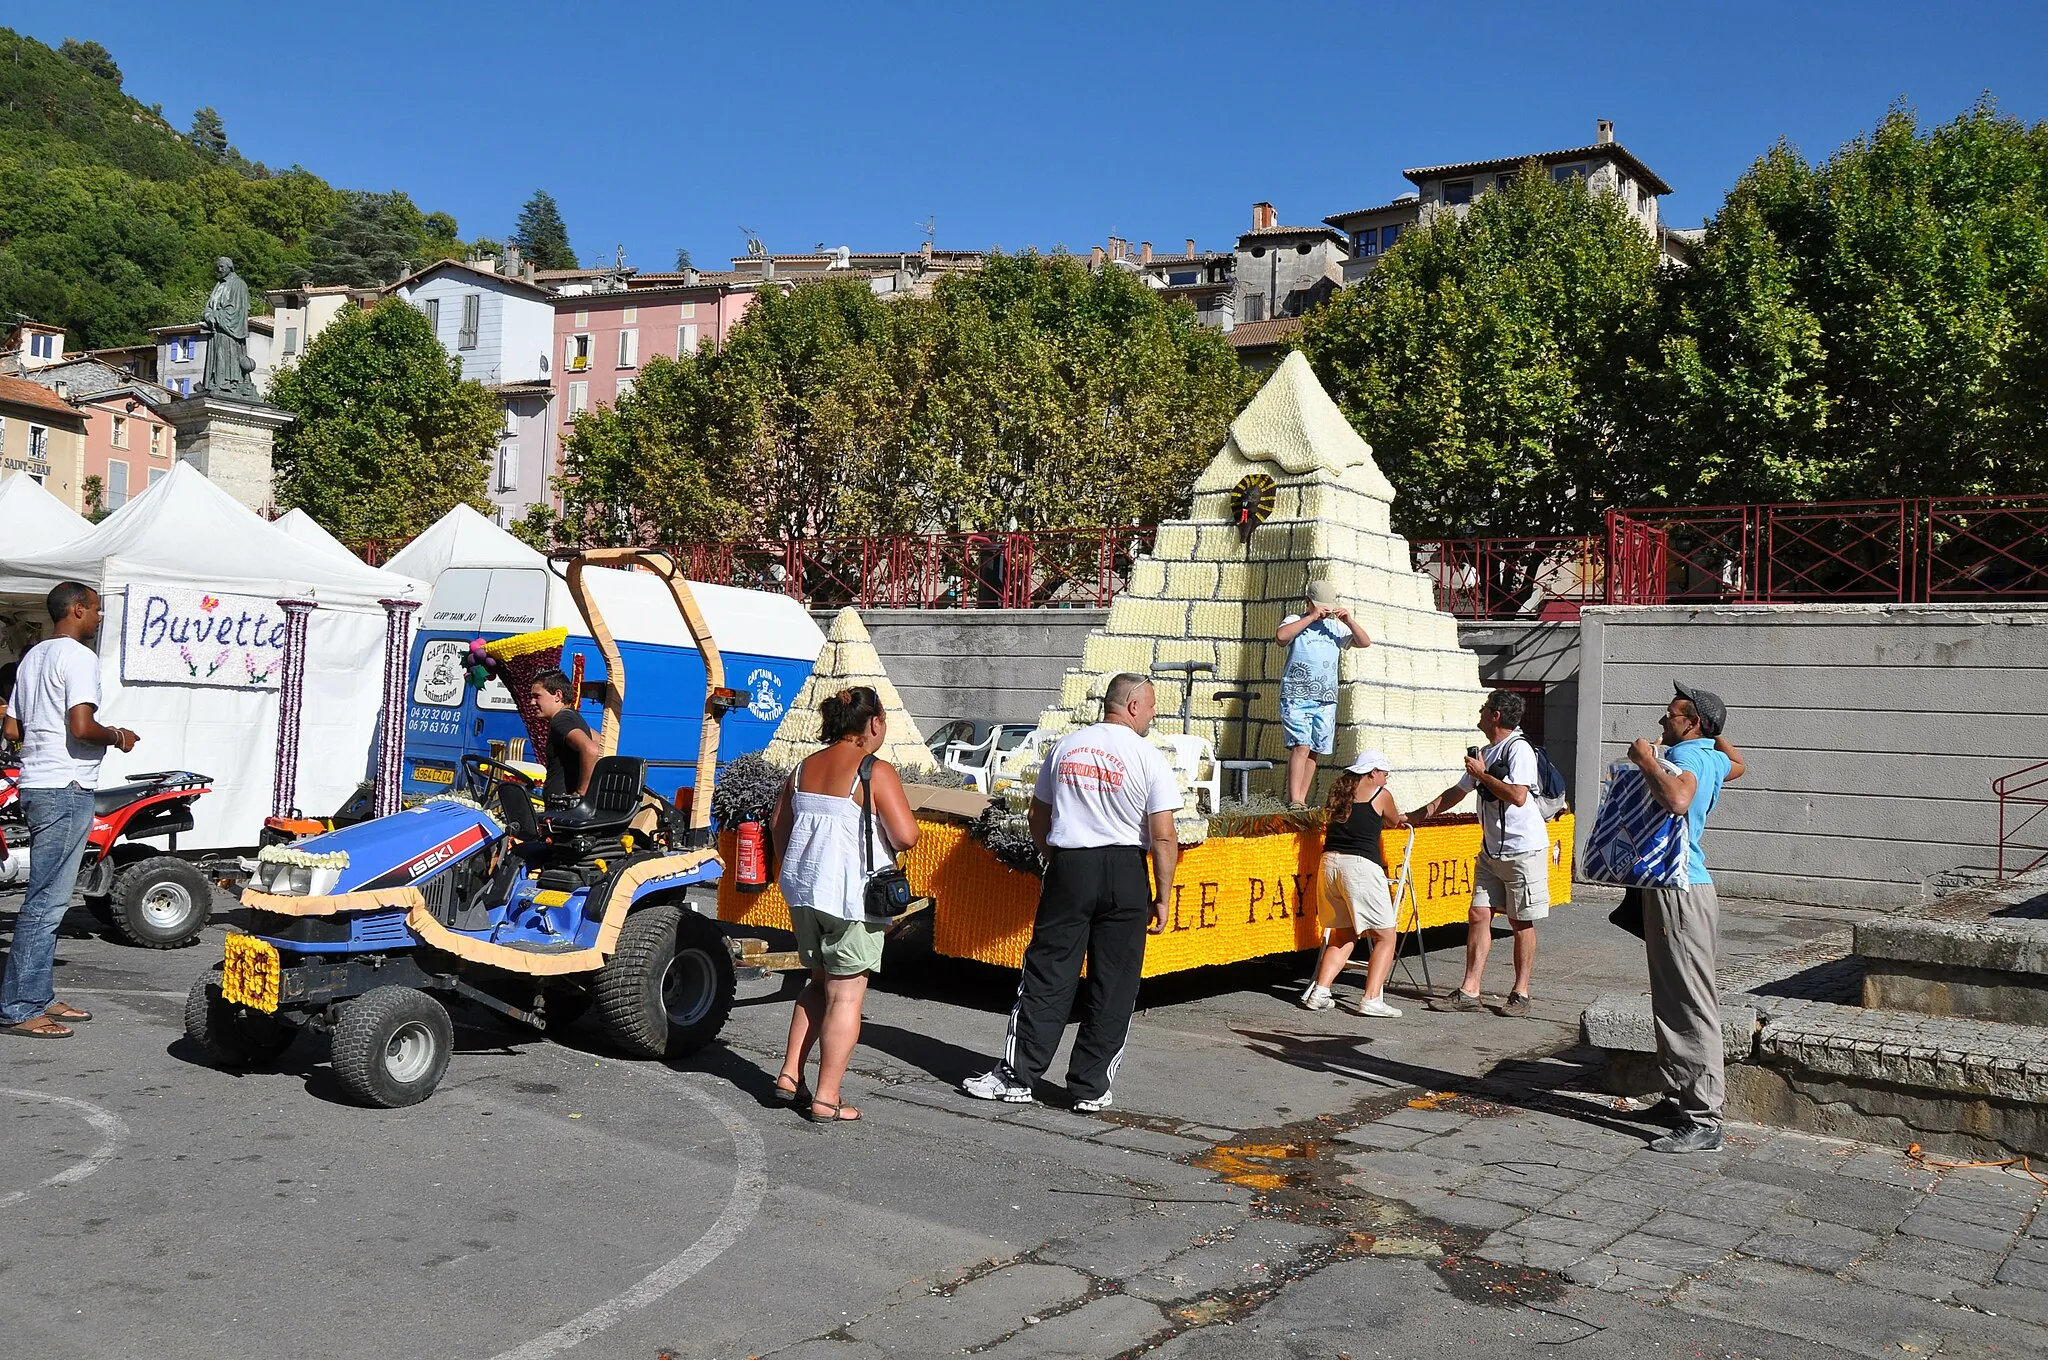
[1627,681,1746,1153]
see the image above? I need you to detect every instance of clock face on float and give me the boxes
[1232,473,1276,541]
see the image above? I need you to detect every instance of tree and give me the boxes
[1658,99,2048,503]
[674,247,694,272]
[543,254,1250,548]
[58,38,120,86]
[511,190,576,271]
[303,190,460,287]
[1298,168,1666,538]
[188,106,229,163]
[269,298,500,544]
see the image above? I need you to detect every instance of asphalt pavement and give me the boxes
[5,885,2040,1359]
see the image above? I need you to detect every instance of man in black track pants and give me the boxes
[963,673,1182,1112]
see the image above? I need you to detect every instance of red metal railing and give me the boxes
[1412,537,1605,619]
[1992,758,2048,880]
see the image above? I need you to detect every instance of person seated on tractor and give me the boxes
[530,669,600,809]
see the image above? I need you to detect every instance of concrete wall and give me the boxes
[1460,618,1582,798]
[1575,604,2048,909]
[826,609,1107,728]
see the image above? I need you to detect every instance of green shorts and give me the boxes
[792,905,885,976]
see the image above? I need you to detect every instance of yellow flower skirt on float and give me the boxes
[718,814,1574,979]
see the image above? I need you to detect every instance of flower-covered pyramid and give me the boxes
[1021,351,1486,808]
[762,607,938,775]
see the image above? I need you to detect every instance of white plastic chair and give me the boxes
[1156,734,1222,814]
[943,730,999,792]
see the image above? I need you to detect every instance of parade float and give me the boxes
[720,353,1574,976]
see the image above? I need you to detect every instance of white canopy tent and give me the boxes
[273,507,365,567]
[0,464,426,847]
[0,473,93,664]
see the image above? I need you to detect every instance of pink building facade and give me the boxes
[551,282,759,431]
[79,390,175,512]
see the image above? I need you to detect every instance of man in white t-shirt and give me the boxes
[964,673,1183,1112]
[1410,690,1549,1018]
[2,583,139,1038]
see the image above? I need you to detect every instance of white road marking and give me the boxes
[486,1076,766,1360]
[0,1089,130,1207]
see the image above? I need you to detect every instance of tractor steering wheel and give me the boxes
[461,754,540,801]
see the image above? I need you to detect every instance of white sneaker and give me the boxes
[962,1066,1035,1103]
[1073,1092,1112,1113]
[1352,995,1404,1018]
[1299,986,1336,1011]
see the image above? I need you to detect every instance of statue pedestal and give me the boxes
[162,396,293,513]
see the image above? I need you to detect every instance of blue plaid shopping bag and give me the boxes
[1581,759,1689,888]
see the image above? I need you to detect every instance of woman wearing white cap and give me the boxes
[1301,749,1410,1016]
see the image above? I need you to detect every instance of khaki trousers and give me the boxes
[1642,881,1724,1124]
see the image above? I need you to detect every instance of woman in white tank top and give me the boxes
[769,687,920,1123]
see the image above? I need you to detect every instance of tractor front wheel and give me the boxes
[331,986,453,1108]
[595,904,735,1059]
[183,974,297,1067]
[109,857,214,949]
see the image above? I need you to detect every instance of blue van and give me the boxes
[402,565,823,803]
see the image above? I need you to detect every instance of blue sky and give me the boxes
[16,2,2048,268]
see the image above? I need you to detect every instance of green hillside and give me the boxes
[0,30,475,349]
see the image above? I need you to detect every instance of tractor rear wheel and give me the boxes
[184,974,297,1067]
[331,986,453,1108]
[595,903,735,1059]
[109,857,214,949]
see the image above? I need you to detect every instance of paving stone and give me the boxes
[1570,1173,1690,1210]
[1680,1256,1964,1359]
[1334,1150,1484,1199]
[1452,1173,1560,1211]
[1680,1184,1799,1228]
[1466,1158,1591,1191]
[980,1293,1164,1358]
[1509,1211,1643,1250]
[1604,1231,1730,1273]
[1719,1157,1833,1194]
[1929,1309,2048,1360]
[1595,1256,1688,1292]
[1928,1170,2044,1215]
[1334,1122,1436,1151]
[1373,1107,1471,1134]
[1092,1125,1209,1157]
[1848,1233,2004,1301]
[770,1342,890,1360]
[1833,1154,1941,1191]
[1005,1104,1114,1138]
[1413,1191,1526,1231]
[1121,1222,1331,1304]
[1636,1210,1759,1250]
[1036,1202,1246,1281]
[1896,1208,2021,1252]
[1561,1256,1619,1288]
[1996,1254,2048,1289]
[1964,1283,2048,1328]
[1510,1237,1590,1272]
[1785,1177,1922,1233]
[846,1263,1092,1353]
[1740,1218,1880,1272]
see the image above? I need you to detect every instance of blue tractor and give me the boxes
[183,549,755,1107]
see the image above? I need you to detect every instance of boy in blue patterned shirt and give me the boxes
[1274,580,1371,809]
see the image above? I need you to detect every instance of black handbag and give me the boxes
[858,755,914,922]
[1609,886,1646,939]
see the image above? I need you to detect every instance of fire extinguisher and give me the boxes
[734,818,770,893]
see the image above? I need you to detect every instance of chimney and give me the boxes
[1252,201,1277,231]
[1596,119,1614,145]
[54,379,70,400]
[1139,241,1152,264]
[505,242,523,276]
[921,239,933,262]
[1090,246,1105,270]
[1186,238,1197,258]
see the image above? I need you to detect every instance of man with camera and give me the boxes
[1410,690,1548,1017]
[1274,579,1371,810]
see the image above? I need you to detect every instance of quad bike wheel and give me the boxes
[80,844,153,930]
[108,856,214,949]
[183,974,297,1067]
[330,986,453,1109]
[595,903,735,1059]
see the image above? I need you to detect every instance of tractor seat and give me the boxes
[540,755,648,839]
[93,777,177,817]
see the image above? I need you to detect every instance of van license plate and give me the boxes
[413,763,454,786]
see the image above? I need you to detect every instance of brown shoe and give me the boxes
[1428,989,1483,1013]
[4,1014,73,1038]
[1499,993,1532,1018]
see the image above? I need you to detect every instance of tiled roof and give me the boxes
[1227,317,1303,350]
[386,258,555,301]
[1323,198,1424,227]
[1237,225,1347,244]
[0,374,85,417]
[18,358,171,406]
[1403,143,1673,196]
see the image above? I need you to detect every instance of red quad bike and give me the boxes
[1,758,219,949]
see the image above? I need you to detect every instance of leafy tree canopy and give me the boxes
[1299,166,1665,537]
[537,254,1251,547]
[269,297,500,544]
[57,38,119,86]
[512,190,576,271]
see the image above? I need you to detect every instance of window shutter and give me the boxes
[459,294,480,350]
[108,461,129,507]
[499,446,519,491]
[423,298,440,336]
[618,329,637,367]
[678,324,698,355]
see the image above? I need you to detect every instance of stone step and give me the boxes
[1855,917,2048,1025]
[1734,996,2048,1160]
[1580,991,1759,1097]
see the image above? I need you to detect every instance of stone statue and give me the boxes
[198,256,260,401]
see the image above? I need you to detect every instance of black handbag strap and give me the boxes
[857,753,881,876]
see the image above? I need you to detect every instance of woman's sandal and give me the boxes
[4,1014,73,1038]
[805,1099,861,1124]
[773,1072,811,1106]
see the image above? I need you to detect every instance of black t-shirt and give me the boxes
[544,708,594,801]
[1322,790,1386,867]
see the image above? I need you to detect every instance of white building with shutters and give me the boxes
[389,259,559,528]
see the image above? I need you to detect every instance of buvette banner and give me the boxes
[121,586,288,689]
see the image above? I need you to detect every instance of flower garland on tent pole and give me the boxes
[270,599,319,819]
[375,598,420,817]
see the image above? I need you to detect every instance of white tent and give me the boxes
[0,464,427,847]
[0,474,93,664]
[386,502,543,580]
[273,507,364,566]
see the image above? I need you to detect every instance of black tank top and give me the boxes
[1323,792,1386,867]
